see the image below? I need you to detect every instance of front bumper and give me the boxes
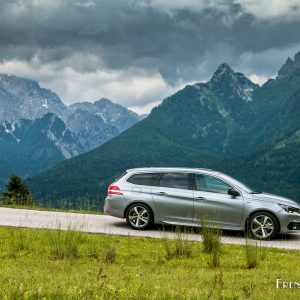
[277,210,300,233]
[287,221,300,231]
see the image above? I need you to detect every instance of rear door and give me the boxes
[151,172,194,224]
[193,173,244,228]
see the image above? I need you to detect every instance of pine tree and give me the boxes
[2,175,35,206]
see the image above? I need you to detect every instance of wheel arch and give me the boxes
[245,209,281,232]
[124,201,154,219]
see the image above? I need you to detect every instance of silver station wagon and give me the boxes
[104,167,300,240]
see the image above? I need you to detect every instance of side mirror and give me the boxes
[228,188,240,197]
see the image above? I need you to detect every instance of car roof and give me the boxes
[126,167,221,175]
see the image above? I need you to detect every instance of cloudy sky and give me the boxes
[0,0,300,113]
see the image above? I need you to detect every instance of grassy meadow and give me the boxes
[0,226,299,299]
[0,204,103,215]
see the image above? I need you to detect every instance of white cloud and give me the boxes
[74,1,96,9]
[235,0,300,22]
[146,0,300,22]
[0,59,187,114]
[248,74,269,85]
[7,0,300,23]
[129,101,162,115]
[235,43,300,79]
[145,0,230,13]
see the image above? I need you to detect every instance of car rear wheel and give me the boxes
[126,203,153,230]
[247,212,279,240]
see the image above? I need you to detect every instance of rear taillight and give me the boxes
[108,185,123,195]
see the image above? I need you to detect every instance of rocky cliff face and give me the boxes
[278,52,300,79]
[0,74,143,156]
[0,74,69,122]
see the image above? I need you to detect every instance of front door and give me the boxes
[193,173,244,228]
[151,172,194,224]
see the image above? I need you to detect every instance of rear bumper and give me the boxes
[104,195,125,219]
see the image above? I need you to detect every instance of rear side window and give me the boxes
[158,172,191,190]
[127,173,161,186]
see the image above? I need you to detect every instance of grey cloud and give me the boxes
[0,0,300,107]
[74,1,97,9]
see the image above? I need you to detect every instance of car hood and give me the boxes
[252,193,300,207]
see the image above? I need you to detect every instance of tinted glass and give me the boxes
[114,172,127,182]
[127,173,160,186]
[219,174,253,192]
[158,173,190,190]
[195,174,231,194]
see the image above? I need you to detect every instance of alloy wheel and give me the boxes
[128,205,150,229]
[250,215,275,239]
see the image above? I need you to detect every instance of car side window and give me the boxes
[158,172,191,190]
[127,173,161,186]
[195,174,231,194]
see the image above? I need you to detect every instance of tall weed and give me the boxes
[7,228,32,256]
[208,271,225,300]
[244,236,259,269]
[103,245,117,263]
[86,235,102,259]
[47,224,83,259]
[162,226,194,259]
[200,217,222,268]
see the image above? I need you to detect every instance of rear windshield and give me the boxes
[113,172,127,183]
[127,173,161,186]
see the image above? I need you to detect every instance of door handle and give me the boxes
[195,196,205,201]
[157,192,168,196]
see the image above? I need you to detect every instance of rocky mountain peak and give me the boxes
[0,74,40,93]
[210,63,234,82]
[0,73,144,168]
[286,57,293,65]
[278,52,300,79]
[209,63,258,102]
[0,74,69,122]
[294,52,300,66]
[95,98,113,105]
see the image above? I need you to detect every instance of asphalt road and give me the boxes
[0,207,300,250]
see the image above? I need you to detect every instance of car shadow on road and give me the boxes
[156,225,300,241]
[111,220,299,241]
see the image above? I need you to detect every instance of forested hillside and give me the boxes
[28,53,300,207]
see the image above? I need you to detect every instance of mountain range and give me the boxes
[27,52,300,208]
[0,74,143,188]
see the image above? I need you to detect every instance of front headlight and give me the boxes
[278,204,300,214]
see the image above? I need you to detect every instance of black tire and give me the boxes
[126,203,153,230]
[246,211,279,240]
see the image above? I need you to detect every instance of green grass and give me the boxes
[0,204,103,215]
[244,238,268,271]
[0,227,299,299]
[162,227,194,259]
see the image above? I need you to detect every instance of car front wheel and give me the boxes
[126,203,153,230]
[247,212,279,240]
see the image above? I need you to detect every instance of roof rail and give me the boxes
[126,167,214,172]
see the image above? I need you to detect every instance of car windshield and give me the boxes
[218,173,254,193]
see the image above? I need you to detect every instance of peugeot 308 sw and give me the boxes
[104,168,300,240]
